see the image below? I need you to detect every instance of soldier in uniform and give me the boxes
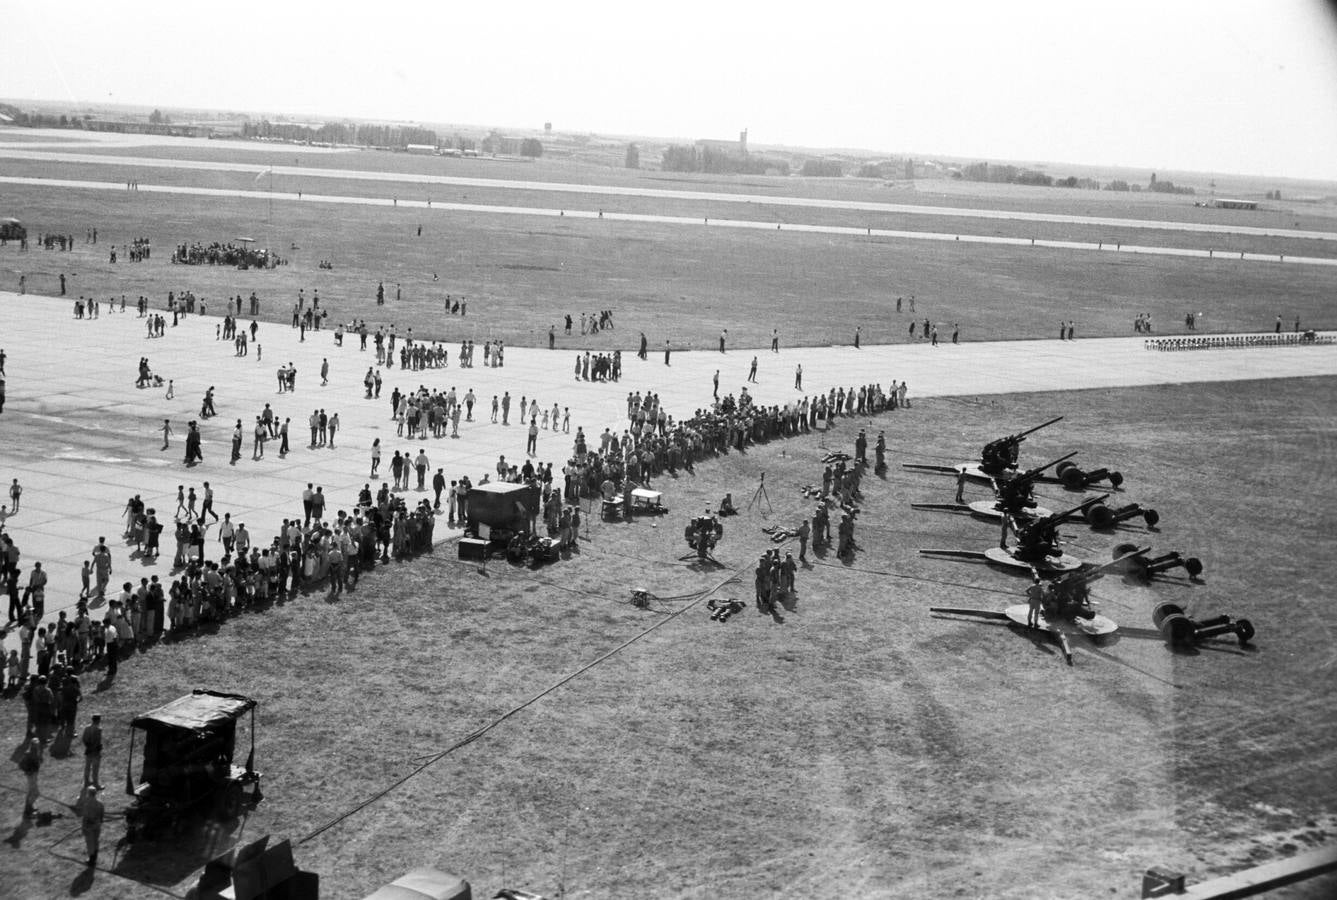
[1025,577,1047,629]
[813,504,830,549]
[81,784,105,866]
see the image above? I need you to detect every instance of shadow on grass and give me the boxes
[112,813,249,888]
[69,865,94,895]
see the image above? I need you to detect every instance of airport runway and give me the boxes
[5,174,1335,268]
[4,145,1337,242]
[1,287,1335,628]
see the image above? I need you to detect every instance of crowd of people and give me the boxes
[2,472,440,710]
[3,261,927,701]
[172,241,283,268]
[563,310,615,335]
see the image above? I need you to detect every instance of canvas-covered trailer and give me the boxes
[465,481,539,537]
[124,689,262,840]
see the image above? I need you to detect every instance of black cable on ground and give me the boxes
[294,561,745,848]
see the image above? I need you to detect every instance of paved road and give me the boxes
[5,174,1335,268]
[1,288,1334,629]
[4,146,1336,242]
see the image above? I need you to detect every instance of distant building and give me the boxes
[406,143,437,154]
[1212,198,1258,210]
[696,129,748,157]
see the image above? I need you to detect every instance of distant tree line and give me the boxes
[1,106,86,129]
[660,144,784,175]
[856,158,916,179]
[956,162,1182,193]
[1146,178,1195,195]
[801,159,844,177]
[241,120,440,148]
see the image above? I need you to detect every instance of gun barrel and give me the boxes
[1019,450,1078,481]
[1051,493,1110,523]
[1015,415,1065,441]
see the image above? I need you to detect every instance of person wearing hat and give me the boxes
[80,783,105,866]
[82,713,103,787]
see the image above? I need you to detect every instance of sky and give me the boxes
[4,0,1337,180]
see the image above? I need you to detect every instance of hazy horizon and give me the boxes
[5,0,1337,181]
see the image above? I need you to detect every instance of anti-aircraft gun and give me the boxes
[1040,546,1148,622]
[1005,494,1110,563]
[993,451,1078,516]
[929,547,1147,665]
[979,416,1064,476]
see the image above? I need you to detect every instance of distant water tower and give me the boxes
[739,128,748,154]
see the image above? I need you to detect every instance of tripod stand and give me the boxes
[747,472,774,516]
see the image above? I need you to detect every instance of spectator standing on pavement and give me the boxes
[82,713,103,787]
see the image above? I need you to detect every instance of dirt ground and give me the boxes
[2,376,1333,899]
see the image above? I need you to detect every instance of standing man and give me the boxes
[321,358,329,386]
[796,517,810,562]
[91,538,112,601]
[712,370,720,400]
[664,341,671,366]
[20,737,42,818]
[432,469,446,511]
[26,562,46,622]
[719,329,727,353]
[854,326,862,349]
[794,364,803,391]
[771,329,779,352]
[302,484,315,525]
[527,418,539,456]
[201,482,219,523]
[218,514,236,555]
[82,713,103,787]
[80,785,105,867]
[415,450,430,490]
[9,478,21,513]
[747,357,758,383]
[161,419,173,451]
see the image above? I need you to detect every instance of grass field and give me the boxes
[2,376,1333,899]
[4,182,1336,353]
